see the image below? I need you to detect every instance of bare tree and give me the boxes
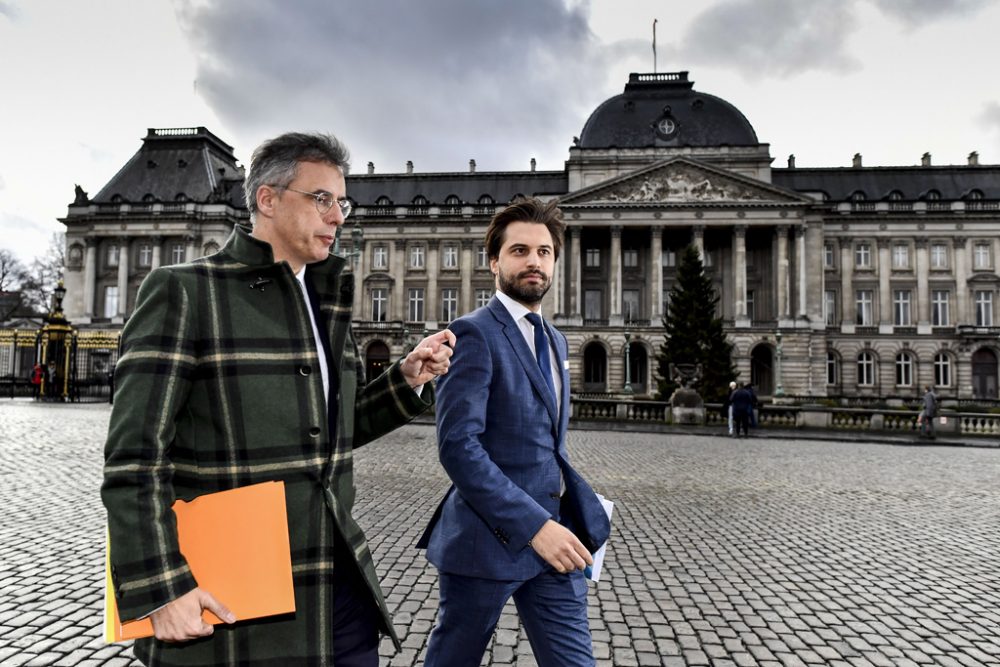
[17,233,65,315]
[0,249,28,322]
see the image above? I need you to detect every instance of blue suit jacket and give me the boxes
[418,297,610,581]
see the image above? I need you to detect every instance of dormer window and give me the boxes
[175,193,188,202]
[411,195,429,206]
[966,189,984,200]
[850,191,866,202]
[477,194,494,205]
[887,190,903,201]
[445,195,461,206]
[924,190,941,201]
[111,194,124,203]
[375,196,393,206]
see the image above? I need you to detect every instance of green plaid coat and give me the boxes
[102,224,431,665]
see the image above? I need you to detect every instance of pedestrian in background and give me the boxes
[746,381,759,429]
[731,382,753,438]
[919,385,938,439]
[724,380,737,436]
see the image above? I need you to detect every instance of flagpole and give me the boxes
[653,18,658,73]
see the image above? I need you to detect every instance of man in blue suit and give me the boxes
[418,197,610,666]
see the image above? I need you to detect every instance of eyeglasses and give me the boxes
[272,185,352,218]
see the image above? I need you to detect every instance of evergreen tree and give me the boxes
[656,245,737,402]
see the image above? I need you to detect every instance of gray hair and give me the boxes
[243,132,351,221]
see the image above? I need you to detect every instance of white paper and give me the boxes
[584,494,614,582]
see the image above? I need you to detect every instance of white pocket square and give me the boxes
[563,360,570,370]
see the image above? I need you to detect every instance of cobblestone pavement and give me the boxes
[1,401,999,666]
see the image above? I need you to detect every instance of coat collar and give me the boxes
[223,223,347,278]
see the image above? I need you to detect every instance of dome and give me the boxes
[578,72,759,149]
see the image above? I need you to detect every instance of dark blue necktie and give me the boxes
[525,312,556,401]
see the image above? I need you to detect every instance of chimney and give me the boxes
[787,154,796,168]
[530,157,537,172]
[406,160,413,174]
[469,159,476,173]
[968,151,979,166]
[921,152,931,167]
[367,161,374,174]
[852,153,862,168]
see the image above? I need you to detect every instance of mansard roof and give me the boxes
[91,127,245,207]
[773,166,1000,201]
[345,171,568,205]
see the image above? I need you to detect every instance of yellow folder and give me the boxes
[104,481,295,642]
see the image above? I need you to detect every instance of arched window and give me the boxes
[850,191,867,202]
[444,195,462,205]
[965,189,984,200]
[411,195,429,206]
[111,194,124,203]
[895,352,914,387]
[857,351,876,386]
[477,194,494,205]
[375,196,393,206]
[887,190,904,201]
[142,193,156,203]
[175,192,189,202]
[934,353,952,387]
[924,189,941,201]
[583,344,607,392]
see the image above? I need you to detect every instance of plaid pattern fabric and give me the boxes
[102,224,432,665]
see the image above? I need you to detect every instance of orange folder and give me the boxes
[105,481,296,642]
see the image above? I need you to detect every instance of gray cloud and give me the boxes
[0,1,18,20]
[979,101,1000,131]
[679,0,861,78]
[172,0,625,172]
[869,0,993,27]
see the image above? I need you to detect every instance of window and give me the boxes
[475,289,491,309]
[857,351,875,386]
[932,291,950,326]
[893,290,911,326]
[107,244,120,268]
[370,288,387,322]
[934,353,952,387]
[411,195,429,207]
[662,249,676,267]
[703,250,713,268]
[372,245,388,269]
[623,249,638,268]
[975,290,993,326]
[746,290,755,321]
[585,248,600,268]
[931,243,947,269]
[622,290,640,323]
[170,244,185,265]
[856,290,874,326]
[855,243,871,268]
[974,243,991,270]
[440,288,458,322]
[409,245,425,269]
[895,352,914,386]
[826,352,839,385]
[584,290,602,320]
[138,244,152,268]
[407,288,425,322]
[476,245,489,268]
[103,286,119,318]
[892,245,910,269]
[825,290,837,325]
[442,244,458,269]
[824,243,835,269]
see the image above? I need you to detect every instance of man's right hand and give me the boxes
[529,519,593,574]
[149,587,236,642]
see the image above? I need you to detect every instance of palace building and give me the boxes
[60,72,1000,401]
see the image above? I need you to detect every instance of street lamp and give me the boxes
[774,330,785,397]
[622,332,634,395]
[333,221,364,271]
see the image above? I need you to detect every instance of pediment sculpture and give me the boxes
[601,167,770,203]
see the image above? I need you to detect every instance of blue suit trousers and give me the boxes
[424,569,594,667]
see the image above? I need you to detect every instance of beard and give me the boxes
[497,267,551,305]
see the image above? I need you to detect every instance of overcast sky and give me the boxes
[2,0,999,263]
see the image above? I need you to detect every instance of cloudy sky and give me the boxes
[2,0,999,262]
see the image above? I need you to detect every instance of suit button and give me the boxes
[309,427,322,437]
[549,493,561,500]
[299,365,312,376]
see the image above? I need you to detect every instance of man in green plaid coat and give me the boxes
[102,132,455,666]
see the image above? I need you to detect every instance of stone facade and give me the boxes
[60,74,1000,401]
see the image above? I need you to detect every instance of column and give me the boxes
[915,239,930,333]
[150,236,162,270]
[609,226,622,324]
[568,227,581,323]
[460,239,473,315]
[692,225,705,261]
[733,225,748,326]
[650,227,663,320]
[776,226,789,320]
[116,237,130,320]
[185,234,199,262]
[839,237,854,332]
[878,239,891,333]
[83,240,97,319]
[426,239,439,324]
[392,240,407,321]
[797,224,807,318]
[352,239,366,318]
[954,237,968,324]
